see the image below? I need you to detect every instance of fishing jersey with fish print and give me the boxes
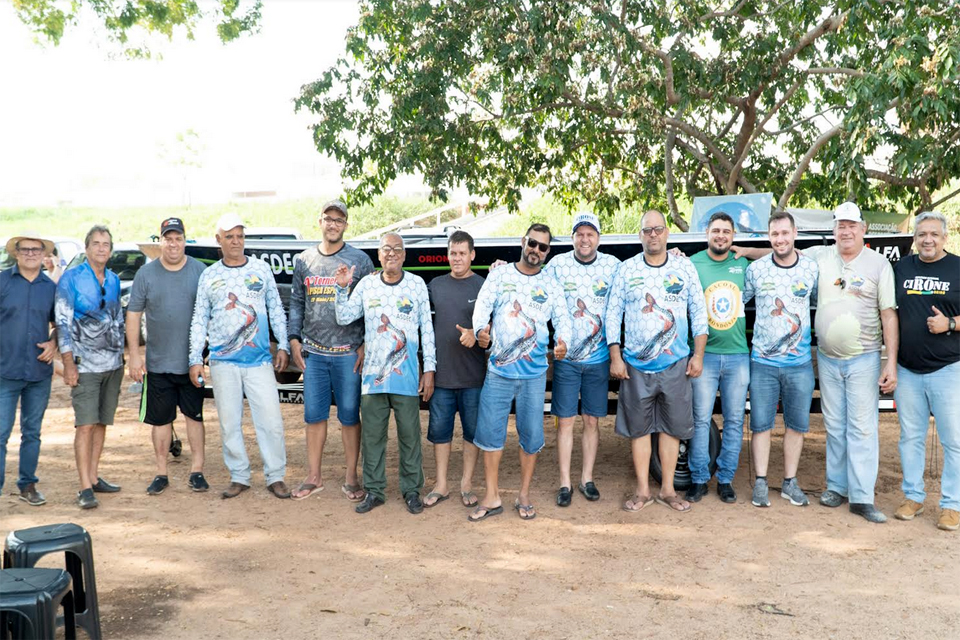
[605,254,708,373]
[189,258,289,368]
[471,264,573,380]
[335,271,436,396]
[743,253,818,367]
[543,251,621,365]
[55,262,124,373]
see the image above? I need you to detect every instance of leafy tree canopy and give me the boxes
[296,0,960,228]
[14,0,262,57]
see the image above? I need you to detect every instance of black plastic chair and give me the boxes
[0,568,77,640]
[3,524,101,640]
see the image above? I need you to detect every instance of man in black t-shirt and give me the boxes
[892,211,960,532]
[423,231,487,508]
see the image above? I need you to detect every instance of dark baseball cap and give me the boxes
[322,199,348,219]
[160,217,185,236]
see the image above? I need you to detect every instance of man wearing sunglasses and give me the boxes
[56,225,125,509]
[1,232,58,506]
[468,224,573,521]
[542,213,620,507]
[607,210,708,513]
[288,200,374,502]
[334,233,436,515]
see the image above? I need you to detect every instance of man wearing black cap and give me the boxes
[126,218,209,496]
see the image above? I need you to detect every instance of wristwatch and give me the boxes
[949,317,956,335]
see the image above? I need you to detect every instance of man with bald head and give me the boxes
[335,233,436,515]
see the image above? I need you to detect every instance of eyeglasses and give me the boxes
[379,245,404,255]
[641,226,667,236]
[524,237,550,253]
[17,247,43,255]
[321,216,347,227]
[99,284,106,309]
[834,278,846,290]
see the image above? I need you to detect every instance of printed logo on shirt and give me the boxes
[563,281,577,292]
[244,274,264,292]
[849,274,865,289]
[501,283,517,293]
[592,279,610,297]
[663,273,685,294]
[704,281,740,330]
[760,280,776,293]
[396,297,414,314]
[628,276,645,289]
[902,276,951,295]
[210,278,226,291]
[791,279,811,298]
[530,287,549,303]
[728,266,744,274]
[366,297,382,309]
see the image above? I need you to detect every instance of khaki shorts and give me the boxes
[71,367,124,427]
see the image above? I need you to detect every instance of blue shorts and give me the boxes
[427,387,481,445]
[302,351,361,426]
[551,359,610,418]
[748,360,814,434]
[474,372,546,454]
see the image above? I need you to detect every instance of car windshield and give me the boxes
[68,249,148,281]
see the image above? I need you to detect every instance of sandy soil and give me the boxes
[2,359,958,640]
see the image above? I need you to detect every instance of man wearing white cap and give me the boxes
[543,213,620,506]
[805,202,898,523]
[189,213,292,500]
[1,232,57,506]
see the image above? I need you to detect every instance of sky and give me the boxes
[0,0,429,208]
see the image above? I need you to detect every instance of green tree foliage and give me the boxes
[13,0,261,56]
[296,0,960,228]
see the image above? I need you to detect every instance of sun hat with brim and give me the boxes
[5,232,54,256]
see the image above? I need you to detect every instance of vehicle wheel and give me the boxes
[275,371,302,385]
[650,418,721,491]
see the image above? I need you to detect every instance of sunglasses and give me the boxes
[100,284,106,309]
[641,226,667,236]
[524,237,550,253]
[834,278,846,290]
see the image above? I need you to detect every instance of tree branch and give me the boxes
[698,0,750,23]
[805,67,865,77]
[866,169,921,188]
[927,186,960,211]
[777,124,842,210]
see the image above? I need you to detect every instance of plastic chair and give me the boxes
[0,568,77,640]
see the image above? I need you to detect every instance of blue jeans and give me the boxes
[818,351,881,504]
[210,362,287,485]
[302,352,361,426]
[475,372,546,454]
[0,376,52,493]
[690,354,749,484]
[894,362,960,511]
[428,387,481,445]
[551,359,610,418]
[749,360,815,434]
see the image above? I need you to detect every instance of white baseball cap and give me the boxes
[572,212,601,234]
[216,212,246,233]
[833,202,863,223]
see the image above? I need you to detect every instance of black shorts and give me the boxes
[139,372,204,426]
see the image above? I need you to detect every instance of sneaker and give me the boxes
[92,477,121,493]
[77,488,99,509]
[751,478,770,507]
[894,499,924,521]
[146,475,169,496]
[938,509,959,532]
[684,483,708,503]
[717,483,737,503]
[850,502,887,523]
[188,472,210,492]
[780,478,809,506]
[18,484,46,506]
[819,489,847,508]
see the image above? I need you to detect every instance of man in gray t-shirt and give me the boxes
[287,200,375,501]
[422,231,487,508]
[126,218,209,496]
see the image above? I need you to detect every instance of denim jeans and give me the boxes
[818,351,881,504]
[0,376,52,493]
[894,362,960,511]
[749,360,816,434]
[210,362,287,485]
[690,353,749,484]
[475,372,546,454]
[428,387,481,445]
[302,351,361,426]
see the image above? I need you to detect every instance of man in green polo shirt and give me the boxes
[686,212,750,504]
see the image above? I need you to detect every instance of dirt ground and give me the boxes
[2,360,958,640]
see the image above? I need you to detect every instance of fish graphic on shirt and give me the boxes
[636,293,677,361]
[568,298,603,362]
[218,293,259,355]
[493,300,537,367]
[759,297,802,358]
[374,314,408,386]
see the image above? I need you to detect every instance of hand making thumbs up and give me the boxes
[554,336,568,360]
[477,324,492,349]
[456,324,477,348]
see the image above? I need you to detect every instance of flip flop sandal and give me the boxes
[622,494,654,512]
[424,492,450,508]
[468,504,504,522]
[460,491,478,507]
[341,483,365,502]
[655,494,691,512]
[514,500,537,520]
[292,482,324,500]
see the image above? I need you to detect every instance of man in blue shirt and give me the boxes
[1,231,58,506]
